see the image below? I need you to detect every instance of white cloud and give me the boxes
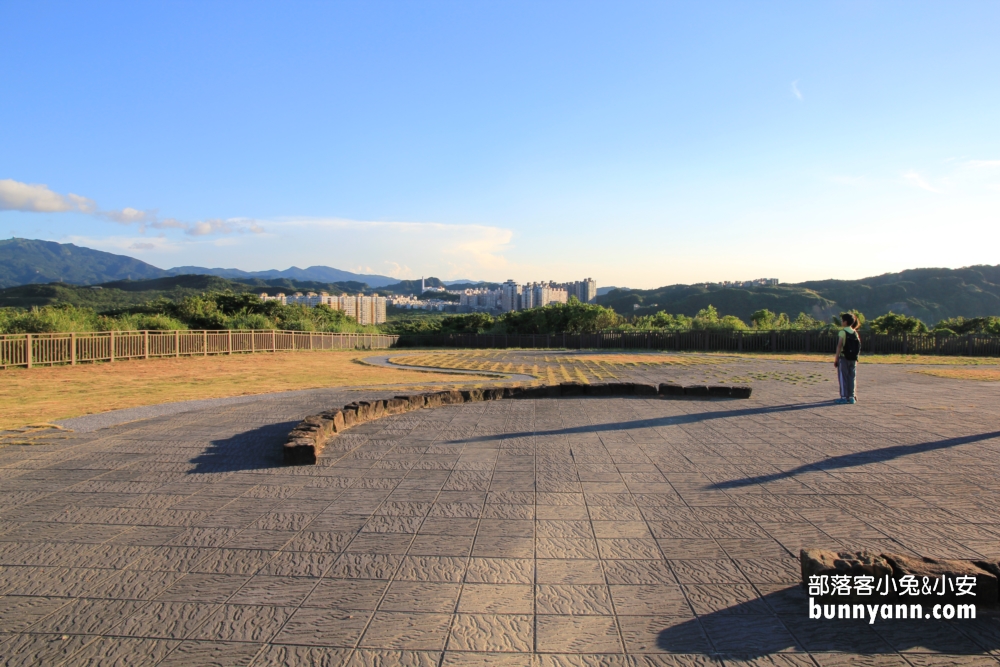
[967,159,1000,169]
[0,179,97,213]
[902,170,940,193]
[791,80,803,101]
[0,178,264,236]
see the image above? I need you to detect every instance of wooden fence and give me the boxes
[4,328,1000,370]
[0,330,400,369]
[393,330,1000,357]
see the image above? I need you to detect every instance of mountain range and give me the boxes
[3,238,1000,322]
[0,238,398,289]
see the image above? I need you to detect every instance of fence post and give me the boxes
[175,330,180,357]
[935,333,940,355]
[251,331,255,353]
[25,334,32,369]
[144,331,149,359]
[805,332,810,353]
[902,333,908,355]
[966,334,972,356]
[203,331,208,356]
[109,330,114,362]
[737,331,743,353]
[271,330,276,352]
[770,330,777,353]
[228,330,233,355]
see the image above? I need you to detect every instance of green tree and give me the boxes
[869,312,928,334]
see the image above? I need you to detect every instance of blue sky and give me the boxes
[2,1,998,288]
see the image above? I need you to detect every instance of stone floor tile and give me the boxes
[359,611,453,650]
[536,559,605,585]
[394,556,468,583]
[380,581,462,613]
[0,595,71,632]
[64,636,181,666]
[29,598,145,635]
[344,648,443,666]
[157,640,262,666]
[609,584,691,616]
[535,614,621,653]
[303,579,389,610]
[441,651,533,666]
[116,601,219,640]
[189,603,294,642]
[250,644,351,667]
[535,584,614,615]
[464,558,534,584]
[155,573,251,603]
[618,615,712,654]
[447,613,533,652]
[272,607,373,647]
[457,584,533,614]
[0,633,94,667]
[682,584,769,616]
[226,575,315,606]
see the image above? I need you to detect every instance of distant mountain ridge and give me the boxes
[164,265,397,287]
[596,266,1000,323]
[0,238,397,288]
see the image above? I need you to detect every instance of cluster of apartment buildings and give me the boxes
[259,292,387,324]
[462,278,596,313]
[709,278,780,288]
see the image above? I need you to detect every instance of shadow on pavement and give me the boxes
[188,421,295,473]
[454,401,832,443]
[708,430,1000,490]
[656,586,1000,656]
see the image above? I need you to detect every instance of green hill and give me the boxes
[597,265,1000,323]
[0,238,168,288]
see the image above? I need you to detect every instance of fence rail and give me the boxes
[0,330,400,369]
[393,330,1000,357]
[4,329,1000,370]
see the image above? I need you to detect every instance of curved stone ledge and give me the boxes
[284,381,752,465]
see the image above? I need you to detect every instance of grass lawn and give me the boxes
[0,350,470,430]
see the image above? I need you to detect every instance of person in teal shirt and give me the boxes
[834,313,861,404]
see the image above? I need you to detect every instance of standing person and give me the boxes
[834,312,861,404]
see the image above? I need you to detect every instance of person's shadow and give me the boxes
[188,421,295,473]
[656,586,1000,656]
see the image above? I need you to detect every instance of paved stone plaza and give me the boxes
[1,353,999,665]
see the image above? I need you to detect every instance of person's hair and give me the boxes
[840,312,858,329]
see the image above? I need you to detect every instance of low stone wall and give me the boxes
[284,382,752,465]
[801,549,1000,605]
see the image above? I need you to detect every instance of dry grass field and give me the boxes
[913,367,1000,381]
[0,351,469,431]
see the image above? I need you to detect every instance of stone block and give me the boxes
[484,388,505,401]
[559,382,586,396]
[503,386,524,399]
[440,390,465,405]
[284,439,317,465]
[708,385,732,398]
[384,398,407,415]
[634,383,658,396]
[585,383,611,396]
[800,549,893,582]
[342,407,358,428]
[545,385,562,398]
[424,393,444,408]
[461,389,485,402]
[609,383,635,396]
[397,395,427,410]
[517,386,547,399]
[658,383,684,397]
[731,385,753,399]
[684,385,710,398]
[884,553,998,604]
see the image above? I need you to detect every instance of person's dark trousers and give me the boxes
[838,358,857,400]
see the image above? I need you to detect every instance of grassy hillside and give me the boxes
[598,284,838,321]
[0,238,167,288]
[598,265,1000,322]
